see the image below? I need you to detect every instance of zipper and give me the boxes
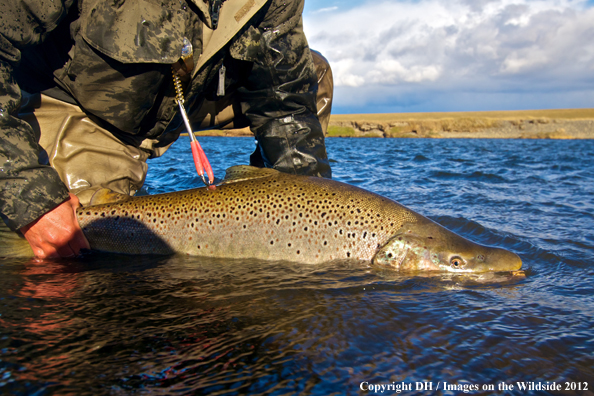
[217,64,226,97]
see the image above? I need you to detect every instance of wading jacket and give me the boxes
[0,0,330,231]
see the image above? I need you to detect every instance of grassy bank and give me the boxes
[329,108,594,123]
[327,108,594,139]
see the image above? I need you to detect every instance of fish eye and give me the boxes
[450,256,465,268]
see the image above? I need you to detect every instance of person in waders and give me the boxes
[0,0,334,259]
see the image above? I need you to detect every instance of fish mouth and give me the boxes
[481,249,523,272]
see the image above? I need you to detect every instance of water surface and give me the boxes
[1,137,593,395]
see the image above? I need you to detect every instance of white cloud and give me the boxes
[303,0,594,112]
[313,6,339,14]
[500,50,549,74]
[368,60,442,83]
[331,59,366,86]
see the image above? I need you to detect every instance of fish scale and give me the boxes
[76,165,522,272]
[77,166,416,263]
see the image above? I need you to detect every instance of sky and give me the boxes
[302,0,594,114]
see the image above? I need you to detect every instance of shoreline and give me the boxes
[192,108,594,139]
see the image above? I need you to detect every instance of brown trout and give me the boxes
[75,166,522,272]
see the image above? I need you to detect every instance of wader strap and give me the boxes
[194,0,268,75]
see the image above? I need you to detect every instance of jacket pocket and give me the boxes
[80,0,189,64]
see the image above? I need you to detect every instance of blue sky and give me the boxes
[302,0,594,114]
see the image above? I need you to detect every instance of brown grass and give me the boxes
[329,108,594,138]
[330,108,594,124]
[521,129,576,139]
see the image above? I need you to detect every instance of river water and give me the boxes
[1,137,593,395]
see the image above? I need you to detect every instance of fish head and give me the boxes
[372,221,522,272]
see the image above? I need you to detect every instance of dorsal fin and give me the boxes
[89,188,132,206]
[221,165,278,185]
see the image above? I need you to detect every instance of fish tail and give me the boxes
[0,221,34,258]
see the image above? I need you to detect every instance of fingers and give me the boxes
[28,238,77,259]
[20,194,91,259]
[56,243,77,258]
[22,229,74,259]
[29,239,61,259]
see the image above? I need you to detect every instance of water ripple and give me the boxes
[1,138,593,394]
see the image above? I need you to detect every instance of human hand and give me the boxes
[19,193,90,259]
